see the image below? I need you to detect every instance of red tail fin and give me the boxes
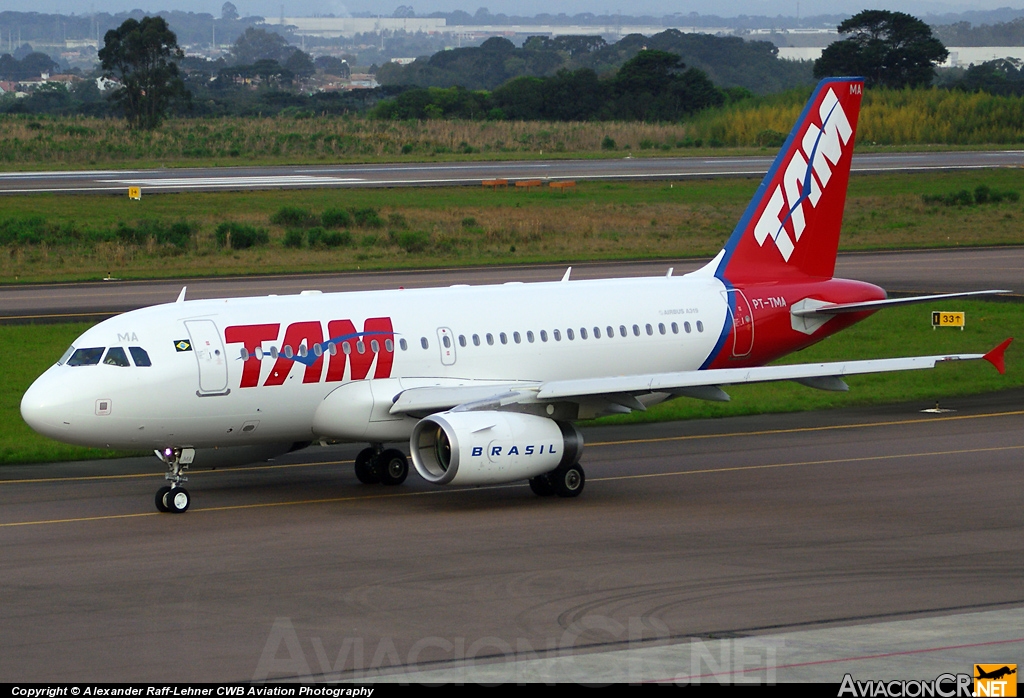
[711,77,864,283]
[984,338,1013,375]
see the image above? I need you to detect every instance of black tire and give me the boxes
[553,463,585,498]
[529,475,555,496]
[166,487,191,513]
[155,486,172,513]
[378,449,409,486]
[354,447,379,484]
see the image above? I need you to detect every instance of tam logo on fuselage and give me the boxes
[225,317,395,388]
[753,87,853,261]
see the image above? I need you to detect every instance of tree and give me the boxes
[98,16,189,129]
[221,2,239,21]
[230,27,292,65]
[814,10,948,89]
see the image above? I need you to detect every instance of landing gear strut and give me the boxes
[155,447,194,513]
[354,444,409,487]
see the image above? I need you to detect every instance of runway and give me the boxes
[1,389,1022,682]
[1,247,1021,322]
[1,150,1022,195]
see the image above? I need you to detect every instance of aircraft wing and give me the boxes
[790,290,1011,316]
[389,339,1011,416]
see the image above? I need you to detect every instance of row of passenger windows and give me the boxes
[413,321,705,350]
[62,346,152,367]
[239,338,395,361]
[236,319,706,359]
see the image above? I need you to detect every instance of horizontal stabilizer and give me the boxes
[790,290,1011,317]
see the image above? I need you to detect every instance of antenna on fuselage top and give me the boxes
[176,286,187,303]
[561,267,572,282]
[666,268,674,277]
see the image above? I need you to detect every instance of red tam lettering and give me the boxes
[263,321,325,386]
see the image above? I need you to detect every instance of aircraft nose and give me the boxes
[20,369,73,439]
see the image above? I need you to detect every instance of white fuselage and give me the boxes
[22,274,730,450]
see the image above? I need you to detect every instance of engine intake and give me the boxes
[410,411,583,486]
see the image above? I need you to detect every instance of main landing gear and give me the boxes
[354,445,409,487]
[529,462,586,498]
[154,447,194,513]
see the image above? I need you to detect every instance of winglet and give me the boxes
[561,267,571,282]
[983,338,1013,375]
[176,286,187,303]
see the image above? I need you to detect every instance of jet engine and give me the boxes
[410,411,583,486]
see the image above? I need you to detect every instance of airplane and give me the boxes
[20,77,1012,514]
[976,666,1017,681]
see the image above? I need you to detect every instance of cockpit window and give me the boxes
[103,347,130,367]
[66,347,105,366]
[129,347,152,367]
[57,346,75,366]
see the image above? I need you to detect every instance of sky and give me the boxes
[3,0,1020,18]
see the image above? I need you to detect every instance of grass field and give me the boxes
[2,169,1022,283]
[2,300,1020,465]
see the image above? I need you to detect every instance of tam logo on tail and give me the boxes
[716,78,864,283]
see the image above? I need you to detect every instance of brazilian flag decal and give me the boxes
[174,339,192,352]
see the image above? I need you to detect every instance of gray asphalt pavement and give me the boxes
[1,150,1022,194]
[1,248,1020,322]
[2,389,1022,682]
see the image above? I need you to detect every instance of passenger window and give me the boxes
[527,331,535,343]
[270,346,280,359]
[553,329,561,341]
[399,339,408,351]
[540,330,548,342]
[594,327,601,339]
[312,344,323,357]
[442,336,451,349]
[500,332,508,345]
[298,345,308,358]
[606,326,614,338]
[67,347,105,366]
[513,331,521,344]
[371,340,380,353]
[357,341,367,354]
[473,334,481,346]
[103,347,130,367]
[129,347,152,367]
[240,347,250,361]
[697,321,705,332]
[671,322,679,334]
[580,328,588,340]
[646,324,653,336]
[567,328,574,340]
[486,333,494,346]
[458,335,467,347]
[420,337,429,350]
[284,345,294,358]
[385,339,394,352]
[619,325,627,337]
[658,323,666,335]
[632,324,640,336]
[684,321,692,333]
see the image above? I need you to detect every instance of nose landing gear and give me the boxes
[154,447,194,513]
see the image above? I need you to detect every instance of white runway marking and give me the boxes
[98,175,364,188]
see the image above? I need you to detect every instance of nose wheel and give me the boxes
[154,447,195,513]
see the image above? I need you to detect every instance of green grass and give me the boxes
[2,300,1020,465]
[2,170,1023,284]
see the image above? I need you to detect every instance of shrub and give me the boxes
[321,230,353,248]
[461,216,478,229]
[270,206,316,227]
[351,207,384,228]
[601,135,616,150]
[216,222,269,249]
[321,208,351,228]
[283,229,305,248]
[306,226,324,247]
[387,213,409,229]
[396,230,430,253]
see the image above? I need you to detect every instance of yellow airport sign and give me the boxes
[932,310,965,330]
[128,186,141,200]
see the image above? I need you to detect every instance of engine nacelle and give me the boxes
[410,411,583,486]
